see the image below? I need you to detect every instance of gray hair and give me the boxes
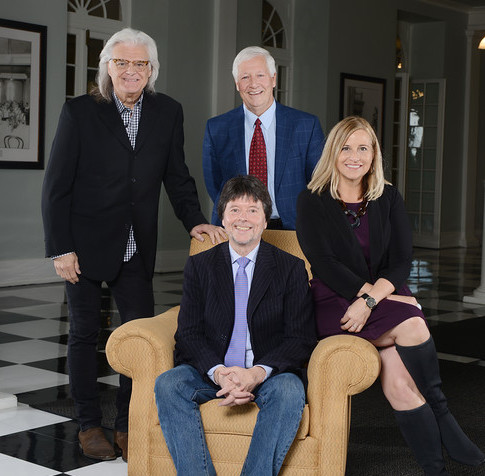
[95,28,160,101]
[232,46,276,82]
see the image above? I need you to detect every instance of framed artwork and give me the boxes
[0,18,46,169]
[340,73,386,144]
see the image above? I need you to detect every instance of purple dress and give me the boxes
[311,202,426,341]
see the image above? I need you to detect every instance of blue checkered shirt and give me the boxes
[113,91,144,261]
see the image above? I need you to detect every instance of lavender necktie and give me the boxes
[225,257,250,368]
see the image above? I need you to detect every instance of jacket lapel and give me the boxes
[274,102,290,192]
[215,243,236,328]
[247,241,275,320]
[367,199,382,274]
[96,99,132,152]
[324,192,369,274]
[231,106,247,173]
[134,92,159,153]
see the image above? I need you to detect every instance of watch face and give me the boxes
[366,296,377,309]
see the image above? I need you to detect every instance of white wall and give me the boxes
[0,0,66,262]
[0,0,480,286]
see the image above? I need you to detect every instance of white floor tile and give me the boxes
[66,458,127,475]
[428,312,480,323]
[0,453,59,476]
[0,318,69,338]
[0,284,65,303]
[97,374,120,387]
[437,352,480,364]
[0,404,70,436]
[0,339,67,364]
[419,298,482,311]
[0,365,69,394]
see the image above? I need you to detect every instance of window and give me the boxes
[261,0,292,105]
[66,0,129,100]
[262,0,286,49]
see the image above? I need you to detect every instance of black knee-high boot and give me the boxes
[394,403,449,475]
[396,337,485,466]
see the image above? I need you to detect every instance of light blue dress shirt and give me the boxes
[243,100,279,219]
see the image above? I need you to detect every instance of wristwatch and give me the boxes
[361,293,377,310]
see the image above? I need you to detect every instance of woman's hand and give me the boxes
[340,297,371,333]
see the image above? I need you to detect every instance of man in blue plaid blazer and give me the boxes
[203,46,325,230]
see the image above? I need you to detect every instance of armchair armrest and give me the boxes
[106,306,179,381]
[306,334,380,473]
[105,307,180,475]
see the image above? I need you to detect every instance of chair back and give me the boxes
[189,229,312,280]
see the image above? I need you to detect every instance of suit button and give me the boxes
[130,201,135,206]
[131,177,136,183]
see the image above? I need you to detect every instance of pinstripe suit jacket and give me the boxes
[174,240,316,383]
[202,102,325,230]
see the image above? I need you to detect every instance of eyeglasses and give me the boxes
[110,58,150,72]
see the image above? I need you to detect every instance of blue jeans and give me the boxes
[154,364,305,476]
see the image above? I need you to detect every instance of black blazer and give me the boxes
[174,240,316,382]
[296,185,413,301]
[42,92,206,281]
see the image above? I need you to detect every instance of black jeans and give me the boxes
[66,253,154,432]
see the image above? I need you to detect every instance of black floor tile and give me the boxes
[0,331,29,344]
[25,356,69,375]
[0,296,50,309]
[17,384,72,406]
[0,311,44,324]
[0,421,98,472]
[42,334,69,345]
[25,353,116,377]
[0,359,16,367]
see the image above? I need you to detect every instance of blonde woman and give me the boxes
[296,116,484,476]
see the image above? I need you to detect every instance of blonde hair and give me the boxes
[308,116,389,201]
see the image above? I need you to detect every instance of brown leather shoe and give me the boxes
[114,430,128,462]
[78,427,116,461]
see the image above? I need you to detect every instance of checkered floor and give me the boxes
[0,272,183,475]
[0,249,485,475]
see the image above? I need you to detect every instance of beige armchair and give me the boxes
[106,230,380,475]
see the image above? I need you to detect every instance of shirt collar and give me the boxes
[243,99,276,130]
[112,91,144,114]
[228,242,260,265]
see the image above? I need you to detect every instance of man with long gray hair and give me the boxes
[42,28,225,462]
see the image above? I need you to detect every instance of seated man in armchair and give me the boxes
[154,175,316,475]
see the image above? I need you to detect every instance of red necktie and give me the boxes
[248,118,267,186]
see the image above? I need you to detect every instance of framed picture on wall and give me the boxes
[340,73,386,144]
[0,18,46,169]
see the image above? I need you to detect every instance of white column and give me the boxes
[464,180,485,304]
[459,30,480,247]
[210,0,238,117]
